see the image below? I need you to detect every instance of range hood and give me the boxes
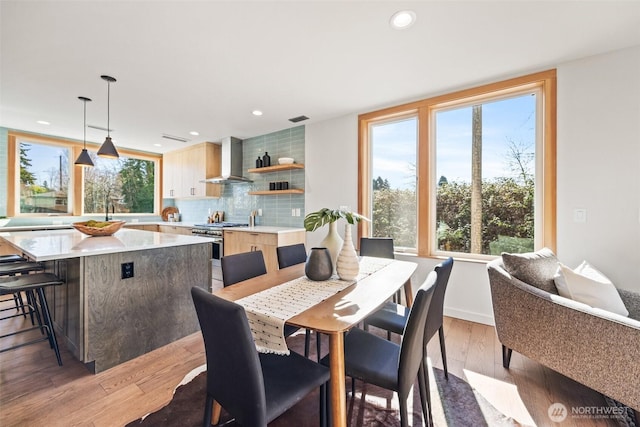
[203,136,252,184]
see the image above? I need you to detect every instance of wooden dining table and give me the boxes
[213,256,418,427]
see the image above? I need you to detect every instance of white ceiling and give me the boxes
[1,1,639,154]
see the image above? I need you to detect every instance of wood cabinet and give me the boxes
[0,239,17,256]
[157,225,192,235]
[163,142,222,198]
[223,229,305,273]
[126,224,158,232]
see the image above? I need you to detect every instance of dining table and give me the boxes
[213,256,418,427]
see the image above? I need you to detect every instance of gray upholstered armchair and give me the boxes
[487,256,640,411]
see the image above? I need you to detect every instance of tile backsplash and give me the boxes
[172,125,305,227]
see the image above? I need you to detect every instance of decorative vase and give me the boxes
[305,247,333,281]
[319,221,343,274]
[336,224,360,281]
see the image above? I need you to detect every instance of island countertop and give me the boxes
[0,228,211,262]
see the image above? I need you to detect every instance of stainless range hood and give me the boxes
[203,136,252,184]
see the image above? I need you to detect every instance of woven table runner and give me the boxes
[236,257,394,355]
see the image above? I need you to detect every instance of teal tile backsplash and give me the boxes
[173,125,305,227]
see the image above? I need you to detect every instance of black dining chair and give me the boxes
[220,250,268,287]
[276,243,308,269]
[360,237,402,339]
[321,276,437,427]
[191,287,330,427]
[365,257,454,383]
[276,243,319,360]
[221,249,302,354]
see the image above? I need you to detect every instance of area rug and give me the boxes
[126,334,518,427]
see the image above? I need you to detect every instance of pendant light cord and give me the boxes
[106,80,110,137]
[83,99,87,148]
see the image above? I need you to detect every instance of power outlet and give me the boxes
[121,262,134,279]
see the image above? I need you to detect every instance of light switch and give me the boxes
[573,209,587,223]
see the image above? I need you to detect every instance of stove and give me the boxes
[193,222,249,228]
[191,222,248,286]
[191,222,249,237]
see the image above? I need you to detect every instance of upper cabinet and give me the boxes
[163,142,222,198]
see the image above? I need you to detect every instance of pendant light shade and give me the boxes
[74,96,94,167]
[97,75,119,159]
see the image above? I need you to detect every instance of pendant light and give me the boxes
[97,75,119,159]
[74,96,94,167]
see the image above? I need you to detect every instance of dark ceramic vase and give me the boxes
[305,247,333,281]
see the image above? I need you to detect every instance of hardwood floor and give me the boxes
[0,305,631,427]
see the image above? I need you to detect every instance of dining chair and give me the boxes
[320,276,437,427]
[365,257,454,383]
[276,243,319,360]
[220,250,268,287]
[276,243,308,269]
[360,237,401,340]
[191,287,330,427]
[221,249,301,353]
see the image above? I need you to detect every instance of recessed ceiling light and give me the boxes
[189,131,199,136]
[153,143,162,147]
[36,120,50,125]
[252,110,263,116]
[390,10,416,29]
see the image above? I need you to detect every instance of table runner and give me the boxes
[236,257,394,355]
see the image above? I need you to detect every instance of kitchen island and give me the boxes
[0,228,212,373]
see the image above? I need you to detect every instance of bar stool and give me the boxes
[0,255,26,312]
[0,261,44,322]
[0,254,26,264]
[0,273,65,366]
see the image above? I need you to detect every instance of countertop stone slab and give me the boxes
[0,228,210,261]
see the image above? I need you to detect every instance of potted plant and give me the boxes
[304,208,369,274]
[303,208,368,232]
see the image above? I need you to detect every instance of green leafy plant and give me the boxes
[304,208,369,232]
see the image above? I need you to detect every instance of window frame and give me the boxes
[358,70,556,259]
[7,131,162,217]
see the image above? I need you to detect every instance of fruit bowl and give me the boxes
[278,157,294,164]
[72,220,126,236]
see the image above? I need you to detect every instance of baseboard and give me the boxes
[444,307,495,326]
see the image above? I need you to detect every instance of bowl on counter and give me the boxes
[278,157,294,165]
[72,220,126,236]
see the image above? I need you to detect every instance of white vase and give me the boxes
[319,221,343,274]
[336,224,360,281]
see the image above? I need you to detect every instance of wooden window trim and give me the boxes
[358,69,557,258]
[7,131,161,217]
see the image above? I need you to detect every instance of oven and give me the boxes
[191,222,248,286]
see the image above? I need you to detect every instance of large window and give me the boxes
[359,70,556,259]
[84,155,156,215]
[18,141,72,214]
[369,116,417,251]
[7,132,160,217]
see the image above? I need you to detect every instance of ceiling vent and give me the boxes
[288,115,309,123]
[162,134,190,143]
[88,124,113,132]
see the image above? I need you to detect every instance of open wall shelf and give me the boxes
[248,164,305,173]
[248,189,304,195]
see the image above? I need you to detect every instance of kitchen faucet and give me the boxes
[105,196,115,221]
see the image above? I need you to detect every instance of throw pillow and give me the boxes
[554,261,629,317]
[502,247,559,294]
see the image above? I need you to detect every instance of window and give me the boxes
[359,70,556,259]
[83,155,156,215]
[7,132,160,217]
[17,140,72,214]
[369,116,417,251]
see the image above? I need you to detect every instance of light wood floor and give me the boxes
[0,306,631,427]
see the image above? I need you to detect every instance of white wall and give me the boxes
[305,45,640,326]
[556,46,640,292]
